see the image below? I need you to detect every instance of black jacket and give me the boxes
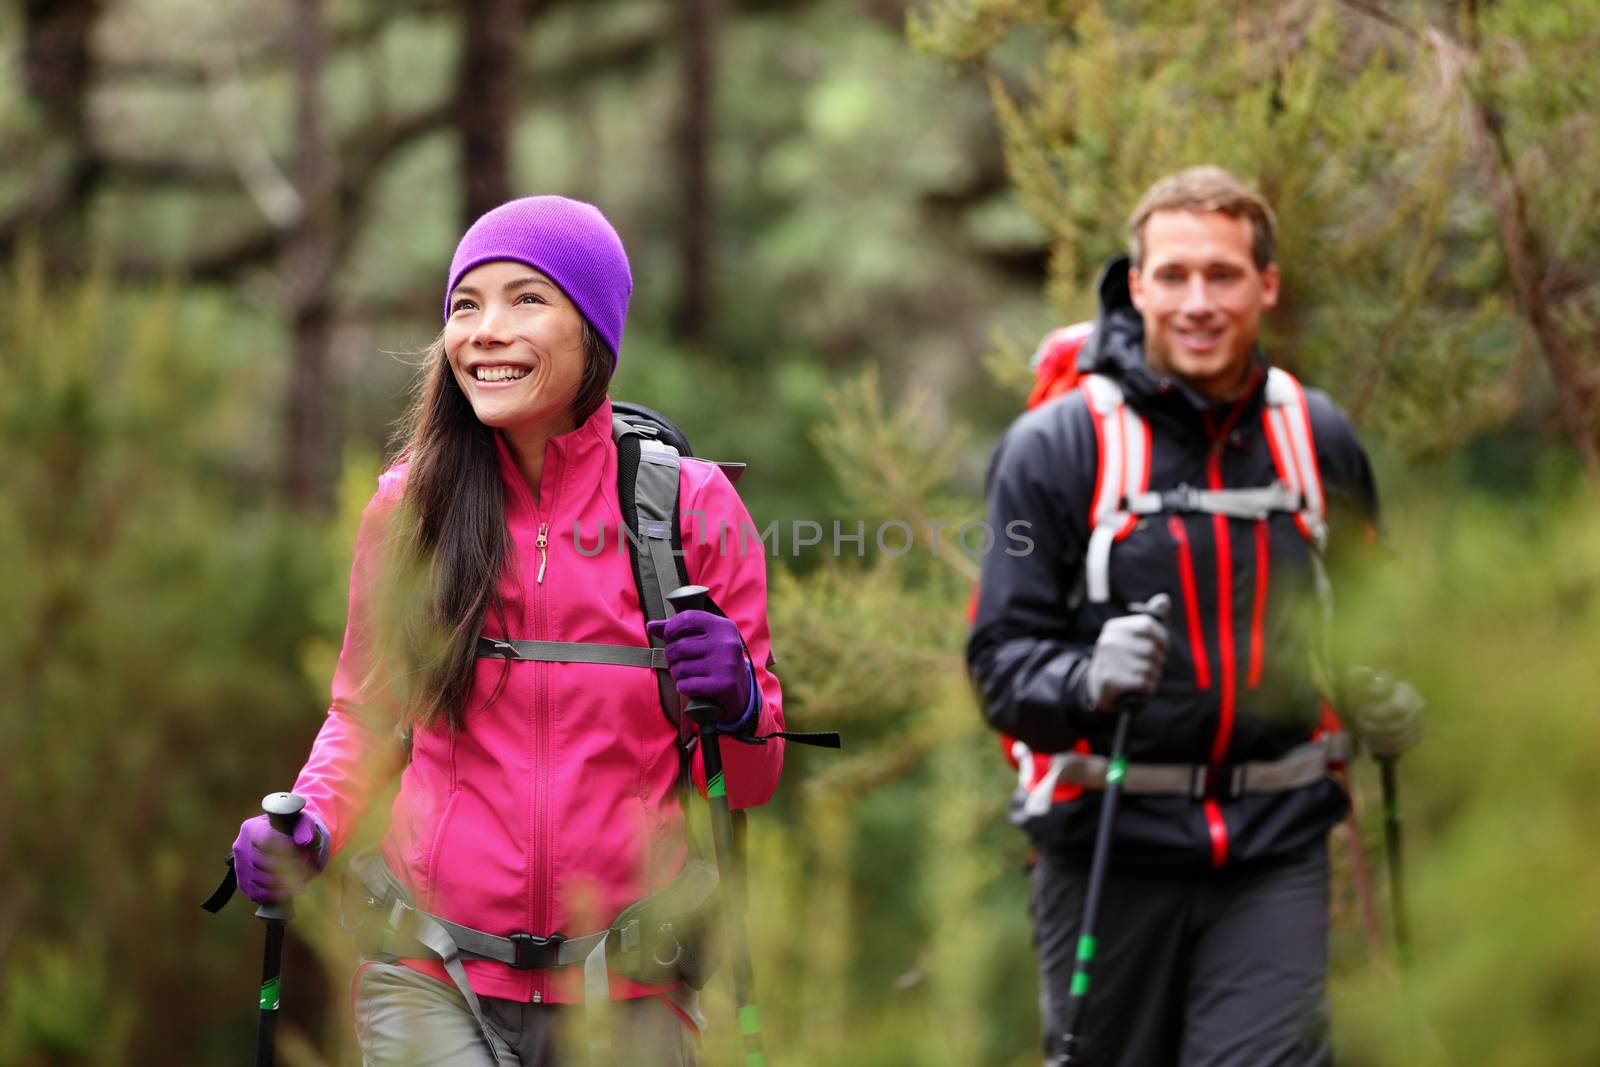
[967,258,1379,868]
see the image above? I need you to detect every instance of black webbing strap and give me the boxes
[200,855,237,913]
[729,729,844,749]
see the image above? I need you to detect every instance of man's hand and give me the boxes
[1079,595,1171,714]
[1347,667,1426,759]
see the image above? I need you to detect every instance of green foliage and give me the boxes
[4,2,1597,1063]
[1327,493,1600,1064]
[0,261,338,1064]
[911,0,1600,469]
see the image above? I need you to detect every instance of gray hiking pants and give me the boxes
[1031,842,1332,1067]
[353,963,702,1067]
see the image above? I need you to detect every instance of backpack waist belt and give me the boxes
[1053,735,1353,800]
[345,850,717,1065]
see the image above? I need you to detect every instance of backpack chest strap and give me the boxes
[1124,482,1303,522]
[477,636,668,670]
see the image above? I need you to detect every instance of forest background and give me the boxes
[2,0,1597,1064]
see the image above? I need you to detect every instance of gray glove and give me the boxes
[1347,667,1426,759]
[1080,594,1172,714]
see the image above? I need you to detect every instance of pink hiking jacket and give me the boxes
[292,398,785,1003]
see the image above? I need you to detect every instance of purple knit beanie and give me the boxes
[444,196,633,364]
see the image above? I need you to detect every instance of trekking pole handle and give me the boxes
[663,585,727,727]
[1128,593,1171,624]
[262,791,306,835]
[256,792,306,923]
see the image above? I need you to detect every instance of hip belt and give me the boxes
[344,850,717,1065]
[1053,735,1352,800]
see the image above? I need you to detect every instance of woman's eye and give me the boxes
[450,299,477,313]
[516,293,545,305]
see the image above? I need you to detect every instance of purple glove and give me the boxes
[646,609,756,730]
[231,811,329,905]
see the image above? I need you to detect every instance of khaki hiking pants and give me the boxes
[353,963,703,1067]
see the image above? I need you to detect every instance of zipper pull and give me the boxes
[536,522,549,584]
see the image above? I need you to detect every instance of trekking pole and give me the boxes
[253,791,305,1067]
[1378,757,1410,962]
[1055,596,1169,1066]
[665,585,767,1067]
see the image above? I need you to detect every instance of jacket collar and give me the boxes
[491,397,615,502]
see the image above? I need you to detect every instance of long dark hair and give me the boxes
[376,320,613,732]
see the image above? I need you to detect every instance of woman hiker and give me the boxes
[229,196,785,1065]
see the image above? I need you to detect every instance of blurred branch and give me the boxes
[112,103,451,282]
[93,153,240,188]
[99,0,455,86]
[1338,0,1600,484]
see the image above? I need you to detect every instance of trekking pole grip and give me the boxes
[256,792,305,923]
[662,585,728,727]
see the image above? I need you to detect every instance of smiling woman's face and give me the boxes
[443,260,588,437]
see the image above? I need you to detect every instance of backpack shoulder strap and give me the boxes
[1261,368,1327,550]
[1080,374,1150,603]
[614,417,694,747]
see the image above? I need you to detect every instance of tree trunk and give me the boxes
[1463,73,1600,484]
[458,0,524,225]
[282,0,339,514]
[673,0,720,345]
[10,0,103,263]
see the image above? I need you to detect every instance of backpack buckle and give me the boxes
[1190,764,1243,801]
[1163,484,1202,513]
[508,932,564,970]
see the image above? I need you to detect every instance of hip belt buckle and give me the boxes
[508,932,565,970]
[1190,763,1244,801]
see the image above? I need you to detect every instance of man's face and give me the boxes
[1128,210,1279,402]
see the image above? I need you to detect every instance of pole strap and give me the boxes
[201,854,238,913]
[729,729,843,749]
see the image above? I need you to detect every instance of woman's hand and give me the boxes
[647,610,756,730]
[231,811,329,905]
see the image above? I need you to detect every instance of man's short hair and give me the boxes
[1127,166,1278,270]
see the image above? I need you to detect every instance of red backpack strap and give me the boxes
[1081,374,1150,603]
[1261,368,1326,549]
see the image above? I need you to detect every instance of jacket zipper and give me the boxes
[1248,519,1270,689]
[530,460,563,1002]
[1198,386,1257,869]
[1201,396,1254,769]
[1167,516,1212,690]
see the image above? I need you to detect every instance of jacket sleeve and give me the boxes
[680,462,785,810]
[292,474,408,855]
[966,397,1102,754]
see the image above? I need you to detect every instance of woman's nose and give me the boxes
[472,305,511,345]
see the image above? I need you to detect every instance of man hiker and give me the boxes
[967,165,1423,1066]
